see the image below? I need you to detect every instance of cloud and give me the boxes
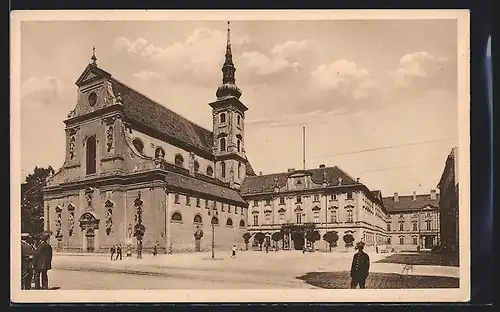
[388,51,449,88]
[271,40,309,58]
[310,60,375,100]
[21,76,63,98]
[240,51,302,75]
[132,71,164,81]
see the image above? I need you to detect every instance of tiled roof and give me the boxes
[163,169,247,206]
[110,78,214,154]
[240,166,358,194]
[382,194,440,212]
[245,158,257,176]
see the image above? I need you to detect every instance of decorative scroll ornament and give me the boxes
[105,199,114,235]
[133,193,145,241]
[84,188,94,212]
[69,136,76,160]
[67,204,75,236]
[106,126,114,152]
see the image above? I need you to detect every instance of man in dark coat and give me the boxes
[116,243,122,260]
[21,234,35,290]
[32,232,53,290]
[350,241,370,289]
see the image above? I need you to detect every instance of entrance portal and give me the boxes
[86,229,95,253]
[424,236,434,249]
[292,232,305,250]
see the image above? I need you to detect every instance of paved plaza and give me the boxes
[42,250,460,290]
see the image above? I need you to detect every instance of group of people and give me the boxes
[21,231,53,290]
[109,244,123,261]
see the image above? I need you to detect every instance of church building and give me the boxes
[42,22,257,253]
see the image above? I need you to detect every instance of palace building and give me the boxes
[43,23,257,253]
[383,190,440,251]
[240,165,391,251]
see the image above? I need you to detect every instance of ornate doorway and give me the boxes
[79,212,100,253]
[424,236,434,249]
[86,228,96,253]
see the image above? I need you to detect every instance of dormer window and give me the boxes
[220,113,226,123]
[88,92,97,107]
[206,166,214,176]
[194,160,200,173]
[132,138,144,154]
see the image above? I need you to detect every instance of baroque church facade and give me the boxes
[43,24,257,253]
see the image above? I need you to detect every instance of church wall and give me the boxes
[126,128,215,176]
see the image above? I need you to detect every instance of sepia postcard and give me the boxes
[11,9,470,303]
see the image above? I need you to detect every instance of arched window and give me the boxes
[132,138,144,154]
[399,236,405,245]
[155,147,165,159]
[206,166,213,176]
[237,139,241,153]
[346,208,353,223]
[238,163,241,179]
[193,214,202,224]
[412,221,418,231]
[399,221,404,231]
[86,136,97,175]
[175,154,184,167]
[194,160,200,172]
[220,113,226,123]
[221,162,226,178]
[211,216,219,225]
[412,236,418,245]
[239,220,245,227]
[171,212,183,222]
[220,138,226,152]
[226,218,233,227]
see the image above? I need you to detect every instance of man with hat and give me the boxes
[32,231,53,290]
[350,241,370,289]
[21,233,35,290]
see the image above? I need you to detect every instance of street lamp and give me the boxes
[208,202,218,259]
[322,173,328,251]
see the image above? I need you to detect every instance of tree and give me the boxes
[21,166,55,235]
[242,232,252,250]
[322,231,339,251]
[254,232,266,251]
[343,234,355,248]
[305,230,321,250]
[271,231,284,250]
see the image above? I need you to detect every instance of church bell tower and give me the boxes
[210,21,248,189]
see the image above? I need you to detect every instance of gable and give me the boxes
[75,64,112,87]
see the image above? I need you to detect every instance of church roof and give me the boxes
[240,165,358,195]
[110,78,214,154]
[382,194,440,213]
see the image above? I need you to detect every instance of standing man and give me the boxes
[153,243,158,256]
[116,243,123,261]
[231,245,236,259]
[350,241,370,289]
[32,231,53,290]
[21,233,35,290]
[110,245,116,260]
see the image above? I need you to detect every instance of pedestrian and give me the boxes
[302,244,306,254]
[231,245,236,259]
[21,233,35,290]
[376,246,379,254]
[32,231,53,290]
[110,245,116,260]
[153,244,158,256]
[116,243,122,260]
[137,241,143,259]
[350,241,370,289]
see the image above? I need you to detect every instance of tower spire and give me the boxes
[91,46,97,66]
[216,21,242,99]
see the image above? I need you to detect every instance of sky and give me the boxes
[18,19,459,196]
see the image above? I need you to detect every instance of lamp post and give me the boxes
[322,171,329,251]
[209,202,218,259]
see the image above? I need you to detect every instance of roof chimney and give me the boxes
[413,191,417,201]
[319,164,326,168]
[259,171,262,176]
[394,192,399,202]
[356,177,360,183]
[287,168,296,173]
[430,189,437,200]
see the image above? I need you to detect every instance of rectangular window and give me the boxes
[426,221,431,230]
[387,237,391,245]
[330,211,337,223]
[346,210,353,223]
[296,196,302,204]
[412,222,417,231]
[399,222,404,231]
[253,200,259,207]
[412,237,418,245]
[265,214,271,224]
[234,206,238,214]
[346,192,353,200]
[313,194,319,202]
[330,194,337,200]
[174,194,180,204]
[186,196,190,206]
[399,237,404,245]
[253,214,259,226]
[196,198,201,207]
[265,199,271,206]
[279,197,285,205]
[296,213,302,224]
[241,207,245,215]
[387,223,391,231]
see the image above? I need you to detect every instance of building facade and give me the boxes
[383,191,440,251]
[43,24,256,253]
[437,147,459,255]
[240,165,390,251]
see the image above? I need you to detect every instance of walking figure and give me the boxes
[153,244,158,256]
[32,232,53,290]
[137,241,143,259]
[115,243,122,260]
[350,241,370,289]
[110,245,116,260]
[231,245,236,259]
